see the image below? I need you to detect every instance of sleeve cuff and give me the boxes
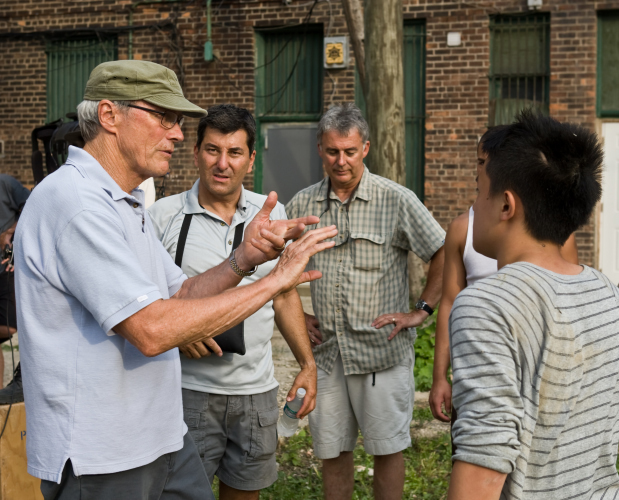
[452,447,517,475]
[167,274,187,299]
[418,237,445,263]
[102,289,163,335]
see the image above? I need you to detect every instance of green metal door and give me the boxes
[46,38,118,122]
[403,21,426,200]
[355,21,426,200]
[597,12,619,117]
[254,25,323,193]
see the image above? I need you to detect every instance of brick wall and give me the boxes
[1,0,617,266]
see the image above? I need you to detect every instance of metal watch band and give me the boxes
[229,249,257,277]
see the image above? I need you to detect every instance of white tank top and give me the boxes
[462,207,497,287]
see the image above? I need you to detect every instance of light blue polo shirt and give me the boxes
[14,146,188,483]
[149,181,285,395]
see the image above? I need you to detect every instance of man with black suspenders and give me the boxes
[149,104,316,499]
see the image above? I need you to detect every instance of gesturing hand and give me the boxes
[268,225,338,294]
[234,192,320,271]
[372,310,429,340]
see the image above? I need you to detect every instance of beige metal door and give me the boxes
[600,122,619,284]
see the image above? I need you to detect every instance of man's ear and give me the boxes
[97,100,122,135]
[247,149,256,175]
[500,190,517,222]
[193,143,200,168]
[362,140,370,158]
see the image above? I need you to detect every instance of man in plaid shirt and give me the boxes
[286,103,445,500]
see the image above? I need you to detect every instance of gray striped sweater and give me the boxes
[450,263,619,500]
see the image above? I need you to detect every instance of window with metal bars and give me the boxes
[488,13,550,126]
[46,37,118,123]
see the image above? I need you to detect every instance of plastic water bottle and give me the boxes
[277,388,306,437]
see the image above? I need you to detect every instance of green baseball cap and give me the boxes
[84,60,207,118]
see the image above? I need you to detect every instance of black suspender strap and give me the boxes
[176,215,245,268]
[232,222,245,250]
[175,214,193,267]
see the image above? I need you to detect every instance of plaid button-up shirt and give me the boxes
[286,167,445,375]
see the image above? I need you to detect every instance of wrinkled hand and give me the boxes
[179,338,223,359]
[234,192,320,270]
[267,225,338,294]
[287,365,317,419]
[372,310,429,340]
[305,313,322,347]
[429,377,452,422]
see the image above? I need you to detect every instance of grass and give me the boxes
[212,425,452,500]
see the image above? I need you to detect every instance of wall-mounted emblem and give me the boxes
[324,36,349,69]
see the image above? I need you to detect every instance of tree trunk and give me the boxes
[340,0,367,98]
[363,0,406,185]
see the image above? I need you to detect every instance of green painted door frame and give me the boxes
[254,26,323,194]
[355,20,426,200]
[403,21,426,201]
[597,11,619,117]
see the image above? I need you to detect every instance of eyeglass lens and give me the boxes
[162,111,184,129]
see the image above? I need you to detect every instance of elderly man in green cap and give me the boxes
[14,60,337,499]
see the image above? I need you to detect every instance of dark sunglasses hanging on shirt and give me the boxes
[175,214,246,355]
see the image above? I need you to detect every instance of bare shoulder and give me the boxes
[445,211,469,252]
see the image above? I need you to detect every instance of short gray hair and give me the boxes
[317,103,370,145]
[76,100,132,143]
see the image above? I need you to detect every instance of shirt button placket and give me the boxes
[334,206,345,345]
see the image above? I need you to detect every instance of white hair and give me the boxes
[317,103,370,145]
[76,100,131,143]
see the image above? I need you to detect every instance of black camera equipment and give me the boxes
[31,113,83,186]
[1,245,12,262]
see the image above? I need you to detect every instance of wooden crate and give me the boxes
[0,403,42,500]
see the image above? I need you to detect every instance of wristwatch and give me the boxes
[415,299,434,316]
[229,249,257,277]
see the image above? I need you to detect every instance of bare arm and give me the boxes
[273,289,317,419]
[429,213,468,421]
[114,225,338,357]
[447,461,506,500]
[372,245,445,340]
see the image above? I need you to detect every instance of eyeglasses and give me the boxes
[127,104,184,129]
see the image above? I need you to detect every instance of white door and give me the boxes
[600,122,619,284]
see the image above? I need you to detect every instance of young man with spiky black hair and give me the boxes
[447,111,619,499]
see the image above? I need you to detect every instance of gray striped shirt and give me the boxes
[450,263,619,499]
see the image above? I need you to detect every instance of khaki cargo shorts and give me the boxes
[182,387,279,491]
[308,347,415,459]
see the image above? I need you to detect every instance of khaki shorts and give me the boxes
[308,348,415,459]
[182,387,279,491]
